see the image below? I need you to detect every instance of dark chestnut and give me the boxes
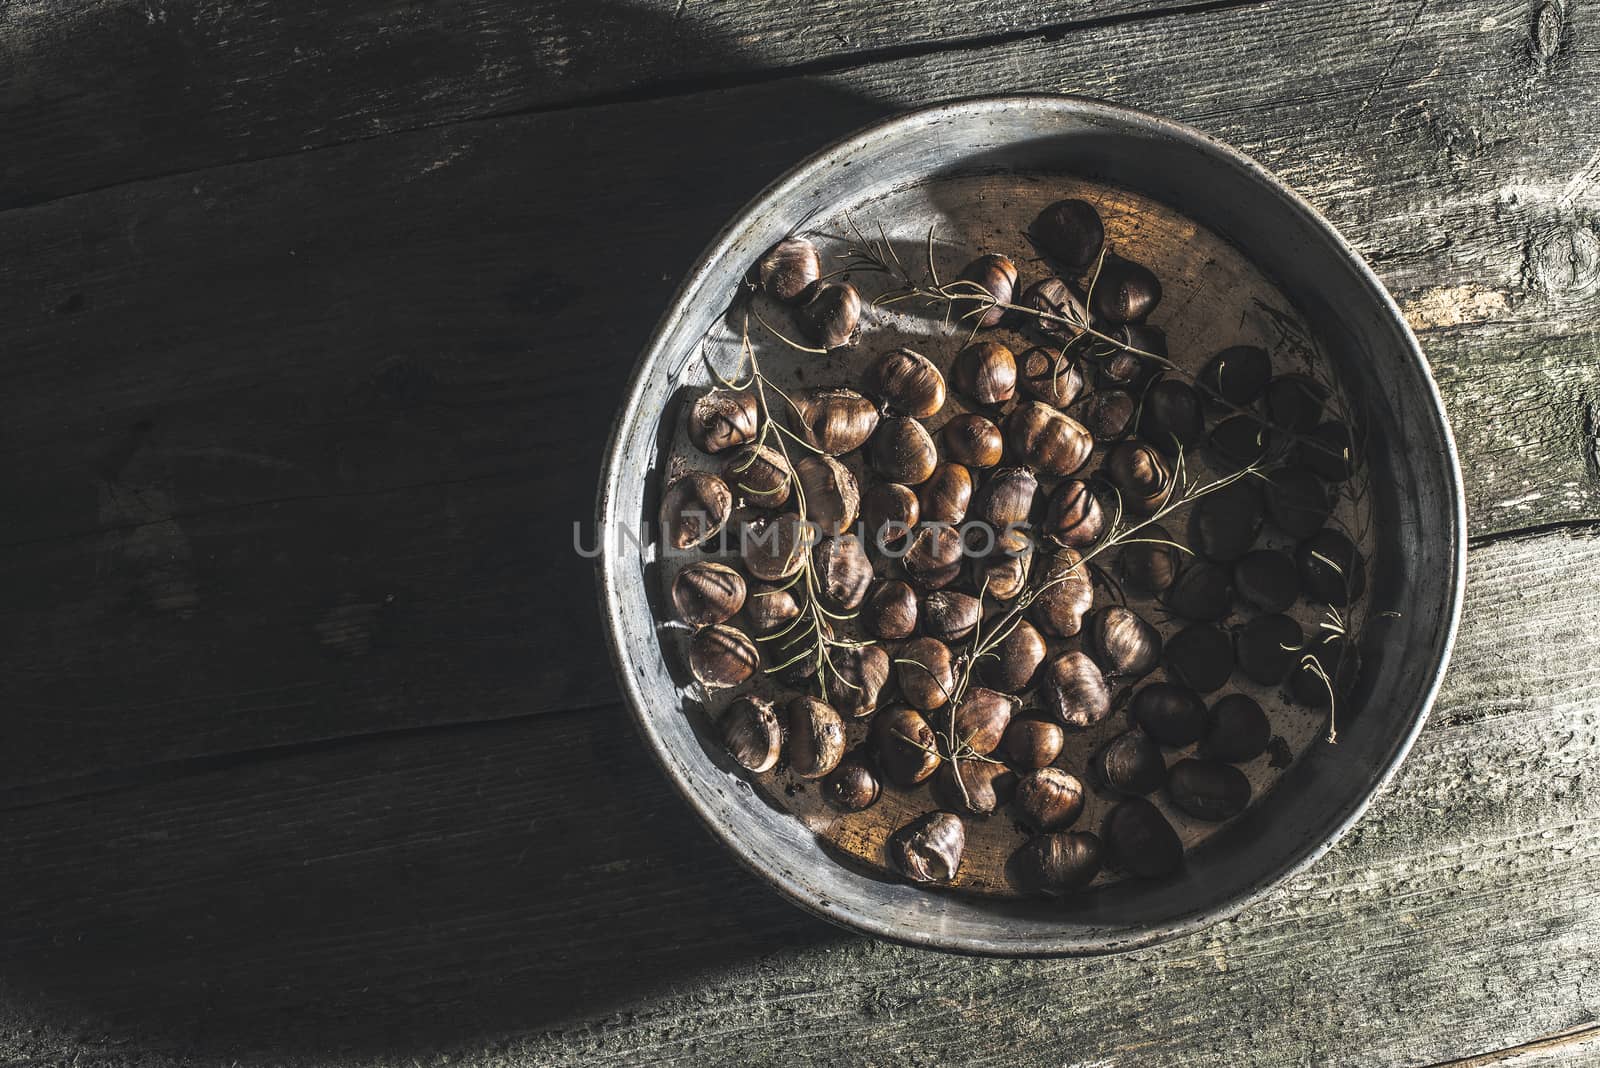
[1120,524,1182,594]
[1189,479,1264,562]
[1264,373,1328,432]
[814,534,872,611]
[787,696,846,780]
[688,624,760,690]
[1264,467,1332,539]
[1003,716,1065,770]
[1020,277,1088,342]
[1007,402,1094,476]
[1043,479,1105,548]
[796,280,862,350]
[1209,414,1275,469]
[1088,605,1162,677]
[825,643,891,719]
[922,590,982,643]
[1104,797,1182,878]
[723,443,792,508]
[1291,637,1360,709]
[721,697,783,773]
[688,390,758,455]
[979,527,1034,601]
[1203,694,1271,763]
[952,341,1018,405]
[903,523,965,590]
[979,619,1048,693]
[976,466,1039,531]
[1098,325,1165,392]
[888,811,966,884]
[1198,344,1271,405]
[918,462,974,525]
[1167,759,1251,821]
[1088,256,1161,325]
[671,561,747,627]
[791,387,879,455]
[745,581,801,635]
[1131,682,1207,746]
[1039,650,1111,727]
[1300,421,1354,481]
[1073,388,1136,440]
[1104,441,1172,515]
[1165,559,1233,621]
[947,687,1018,755]
[957,253,1020,328]
[869,415,939,485]
[1094,729,1167,795]
[865,348,946,419]
[660,472,733,550]
[1234,549,1299,613]
[741,511,809,582]
[822,749,881,811]
[1235,613,1304,686]
[1297,529,1367,605]
[896,636,956,710]
[1031,199,1105,273]
[1031,550,1094,638]
[1014,767,1086,831]
[935,758,1017,817]
[757,236,822,303]
[863,579,919,640]
[1017,346,1086,407]
[862,481,919,552]
[1163,623,1234,693]
[871,705,941,786]
[1136,379,1204,456]
[942,412,1004,468]
[1013,831,1103,896]
[793,454,859,535]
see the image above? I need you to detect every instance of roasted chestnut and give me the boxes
[1264,467,1332,539]
[745,581,801,635]
[865,348,946,419]
[1094,729,1167,795]
[948,687,1018,755]
[1234,549,1299,613]
[793,454,860,535]
[1104,797,1182,878]
[660,472,733,550]
[814,534,872,611]
[1189,479,1264,562]
[1017,346,1085,407]
[823,748,882,811]
[923,590,982,643]
[888,811,966,883]
[936,758,1016,816]
[1203,694,1271,763]
[671,561,747,627]
[796,280,862,350]
[896,636,956,710]
[1020,277,1089,341]
[1013,831,1103,896]
[863,579,919,640]
[1264,373,1327,431]
[1104,441,1173,515]
[1007,402,1093,476]
[1031,199,1105,272]
[1088,256,1161,325]
[979,527,1035,601]
[1015,767,1086,831]
[791,387,879,455]
[826,643,892,718]
[976,466,1039,531]
[952,341,1017,405]
[757,236,822,303]
[871,705,942,786]
[1120,524,1181,593]
[1298,529,1367,605]
[1165,559,1233,621]
[787,696,846,780]
[688,624,760,689]
[741,510,808,582]
[1039,650,1111,727]
[721,696,783,773]
[1136,379,1204,456]
[1209,414,1275,469]
[1163,623,1233,693]
[1073,388,1136,440]
[1235,613,1304,686]
[1300,421,1354,481]
[957,253,1020,328]
[1131,682,1207,746]
[1198,344,1271,406]
[1167,759,1251,821]
[1097,330,1163,392]
[1003,715,1065,770]
[688,390,758,455]
[723,443,792,508]
[918,462,974,525]
[1031,550,1094,638]
[979,619,1047,693]
[942,413,1004,468]
[869,415,939,485]
[903,523,965,590]
[1043,479,1105,548]
[862,481,919,551]
[1088,605,1162,677]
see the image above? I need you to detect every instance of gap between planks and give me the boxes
[1423,1023,1600,1067]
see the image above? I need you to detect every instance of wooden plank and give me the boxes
[0,0,1205,209]
[3,0,1598,786]
[1430,1026,1600,1068]
[0,527,1596,1067]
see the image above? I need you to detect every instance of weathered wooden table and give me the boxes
[2,1,1597,1064]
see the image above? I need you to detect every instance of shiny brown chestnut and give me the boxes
[942,413,1004,468]
[871,705,941,786]
[1020,277,1089,342]
[790,387,879,455]
[1198,344,1271,405]
[903,523,965,590]
[1120,524,1181,593]
[687,390,758,455]
[1039,650,1111,727]
[1130,681,1207,746]
[1014,767,1086,831]
[889,811,966,884]
[1013,831,1103,896]
[660,472,733,550]
[922,590,982,644]
[935,758,1017,817]
[1235,613,1304,686]
[918,462,974,525]
[796,280,862,350]
[671,561,747,627]
[757,236,822,303]
[1007,401,1093,476]
[745,581,801,635]
[957,253,1020,329]
[786,696,846,780]
[1088,256,1162,325]
[814,534,872,611]
[1189,479,1264,562]
[721,696,783,773]
[827,643,892,719]
[741,511,808,582]
[1073,388,1136,440]
[1203,694,1272,763]
[1136,379,1204,456]
[1087,605,1162,677]
[1298,529,1367,605]
[869,415,939,486]
[862,481,919,552]
[979,619,1047,693]
[896,636,956,710]
[793,454,859,536]
[952,341,1018,405]
[865,348,946,419]
[862,579,918,640]
[1031,550,1094,638]
[1043,479,1105,548]
[979,527,1035,601]
[1003,716,1066,769]
[975,466,1039,531]
[1167,758,1251,821]
[1163,623,1234,693]
[822,749,882,811]
[1104,441,1173,515]
[1165,559,1233,621]
[1094,729,1167,795]
[947,687,1018,755]
[1234,549,1300,613]
[688,624,760,689]
[1017,346,1085,407]
[1031,199,1105,272]
[1104,797,1183,878]
[722,443,792,508]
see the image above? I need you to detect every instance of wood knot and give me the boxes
[1533,2,1565,63]
[1527,224,1600,301]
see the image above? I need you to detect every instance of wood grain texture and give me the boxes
[3,0,1597,786]
[0,528,1596,1067]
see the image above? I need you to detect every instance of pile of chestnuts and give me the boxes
[657,194,1366,899]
